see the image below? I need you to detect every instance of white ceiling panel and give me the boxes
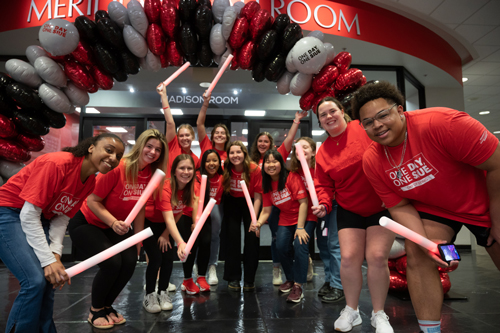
[463,1,500,25]
[463,61,500,75]
[454,24,497,44]
[474,26,500,46]
[430,0,489,24]
[483,49,500,62]
[397,0,442,15]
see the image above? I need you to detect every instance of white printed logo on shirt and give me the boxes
[230,178,243,192]
[479,130,488,144]
[51,192,81,215]
[272,188,292,205]
[120,182,147,201]
[385,153,439,192]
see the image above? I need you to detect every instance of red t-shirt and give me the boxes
[80,161,152,229]
[196,171,223,204]
[157,178,199,218]
[262,172,308,226]
[228,162,262,198]
[258,144,290,168]
[196,135,227,170]
[315,120,384,217]
[363,108,498,227]
[0,152,96,219]
[145,180,171,223]
[295,168,318,222]
[167,136,199,176]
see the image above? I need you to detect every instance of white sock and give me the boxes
[418,319,441,333]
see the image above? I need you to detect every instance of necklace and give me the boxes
[331,126,347,146]
[383,131,408,179]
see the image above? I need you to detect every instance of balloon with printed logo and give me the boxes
[228,18,249,50]
[180,23,197,55]
[221,7,237,41]
[161,4,179,39]
[265,52,286,82]
[389,271,407,292]
[312,65,339,92]
[74,16,99,42]
[166,39,184,67]
[210,24,226,56]
[93,43,120,74]
[272,14,290,37]
[257,30,278,61]
[123,24,149,58]
[198,42,213,67]
[0,91,17,118]
[0,139,31,163]
[95,10,111,23]
[0,114,16,139]
[39,19,80,56]
[312,88,335,113]
[290,72,313,96]
[195,5,213,42]
[6,82,43,110]
[40,105,66,128]
[71,40,95,66]
[108,1,130,29]
[147,23,167,55]
[333,51,351,73]
[335,68,363,91]
[340,92,354,118]
[212,0,230,24]
[128,0,149,37]
[282,23,303,53]
[97,18,125,50]
[250,9,272,41]
[17,133,45,152]
[299,88,315,111]
[5,59,42,88]
[38,83,73,113]
[13,110,49,136]
[440,273,451,294]
[88,65,114,90]
[34,56,67,88]
[252,61,266,83]
[178,0,197,23]
[64,61,96,91]
[240,1,260,22]
[118,49,140,75]
[276,70,294,95]
[291,37,327,75]
[144,0,162,24]
[63,82,89,107]
[238,40,256,70]
[323,42,335,65]
[112,69,129,82]
[26,45,48,65]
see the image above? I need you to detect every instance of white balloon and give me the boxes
[0,160,25,179]
[285,49,297,73]
[210,24,226,56]
[324,42,335,65]
[212,0,231,24]
[63,82,89,106]
[26,45,48,65]
[221,7,237,41]
[5,59,42,88]
[39,83,73,114]
[290,72,313,96]
[218,46,232,71]
[307,30,324,41]
[39,19,80,56]
[127,0,148,37]
[276,71,294,95]
[213,54,222,65]
[140,50,161,72]
[108,1,130,28]
[233,1,245,13]
[123,24,148,58]
[388,238,406,259]
[291,37,327,75]
[34,56,67,88]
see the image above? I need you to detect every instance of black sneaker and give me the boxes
[228,280,241,291]
[317,282,332,296]
[243,282,255,291]
[321,288,345,303]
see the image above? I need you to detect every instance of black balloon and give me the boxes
[197,0,211,9]
[0,92,17,118]
[198,42,213,67]
[94,43,119,74]
[180,23,197,55]
[95,10,111,23]
[112,69,128,82]
[282,23,303,52]
[272,14,290,36]
[195,5,213,42]
[185,52,199,67]
[257,30,278,61]
[179,0,197,23]
[75,16,99,42]
[40,105,66,129]
[340,92,355,118]
[6,83,42,111]
[118,50,140,75]
[13,110,49,136]
[252,61,266,82]
[97,18,125,50]
[0,73,14,92]
[265,52,286,82]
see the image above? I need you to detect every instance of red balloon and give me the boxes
[147,23,167,56]
[250,9,272,41]
[0,138,31,162]
[240,1,261,22]
[440,272,451,294]
[333,51,352,73]
[144,0,162,24]
[230,48,240,71]
[16,133,45,152]
[238,40,256,70]
[395,255,408,276]
[160,53,169,68]
[388,259,397,271]
[312,65,339,92]
[0,114,17,139]
[389,270,408,292]
[437,263,458,273]
[228,18,249,50]
[163,0,178,8]
[87,85,98,93]
[312,88,336,114]
[334,68,363,91]
[161,4,179,39]
[88,65,114,90]
[64,61,96,91]
[71,40,94,66]
[166,40,184,67]
[359,75,367,87]
[299,89,315,111]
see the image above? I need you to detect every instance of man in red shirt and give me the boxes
[351,81,500,333]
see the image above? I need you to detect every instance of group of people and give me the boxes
[0,80,498,333]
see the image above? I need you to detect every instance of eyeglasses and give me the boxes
[359,104,397,130]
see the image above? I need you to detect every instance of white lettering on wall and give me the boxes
[339,9,360,35]
[54,0,66,18]
[314,5,336,29]
[28,0,52,22]
[272,0,285,17]
[287,0,311,25]
[167,95,238,105]
[69,0,84,17]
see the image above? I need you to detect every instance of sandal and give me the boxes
[105,306,127,325]
[88,308,114,329]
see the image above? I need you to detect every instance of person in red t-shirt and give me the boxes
[351,81,500,333]
[311,97,395,332]
[251,150,309,303]
[0,133,124,333]
[68,129,167,329]
[221,141,262,291]
[157,83,199,174]
[249,111,308,286]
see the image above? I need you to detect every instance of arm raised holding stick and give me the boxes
[206,54,233,95]
[156,62,191,92]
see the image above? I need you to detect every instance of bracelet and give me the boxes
[293,119,300,124]
[162,106,170,110]
[297,227,304,230]
[178,241,186,246]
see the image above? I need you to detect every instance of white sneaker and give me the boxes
[193,263,198,279]
[143,292,161,313]
[371,310,394,333]
[272,267,283,286]
[158,291,173,311]
[168,282,176,292]
[334,306,362,332]
[307,256,314,282]
[207,265,218,285]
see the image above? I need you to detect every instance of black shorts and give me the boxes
[418,211,493,248]
[337,204,391,231]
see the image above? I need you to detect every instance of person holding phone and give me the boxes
[352,81,500,333]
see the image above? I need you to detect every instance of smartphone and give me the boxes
[438,243,461,263]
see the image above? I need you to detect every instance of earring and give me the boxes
[400,115,403,118]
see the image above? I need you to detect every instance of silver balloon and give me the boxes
[210,24,226,56]
[221,7,237,41]
[276,71,294,95]
[38,19,80,56]
[63,82,89,106]
[290,72,313,96]
[285,49,297,73]
[34,56,67,88]
[218,46,232,71]
[324,42,335,65]
[212,0,231,24]
[307,30,324,42]
[127,0,149,37]
[233,1,245,14]
[39,83,73,114]
[0,160,25,179]
[140,50,161,72]
[389,238,406,259]
[5,59,42,88]
[123,24,148,58]
[26,45,48,65]
[108,1,130,28]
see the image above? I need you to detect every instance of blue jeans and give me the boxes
[276,221,315,284]
[0,207,57,333]
[315,202,342,289]
[209,203,223,266]
[268,206,281,266]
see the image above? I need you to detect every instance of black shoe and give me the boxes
[228,280,241,291]
[321,288,345,303]
[243,282,255,291]
[317,282,332,296]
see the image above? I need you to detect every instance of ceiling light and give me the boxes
[312,130,325,136]
[200,82,211,88]
[106,127,128,133]
[75,107,81,113]
[233,89,238,95]
[242,129,248,135]
[171,109,183,115]
[129,87,135,93]
[479,111,490,115]
[494,131,500,134]
[86,107,100,114]
[182,87,187,94]
[462,78,468,82]
[127,140,136,145]
[192,140,199,146]
[243,142,248,146]
[245,110,266,116]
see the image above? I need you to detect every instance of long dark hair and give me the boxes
[250,132,274,163]
[262,149,288,194]
[198,149,222,207]
[170,154,195,208]
[62,133,124,157]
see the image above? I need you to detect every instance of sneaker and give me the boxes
[243,282,255,291]
[193,263,198,279]
[286,284,304,303]
[273,267,283,285]
[168,282,176,292]
[181,278,200,295]
[228,280,241,291]
[321,288,345,303]
[143,292,161,313]
[197,277,211,292]
[279,280,295,293]
[307,256,314,281]
[207,265,218,285]
[371,310,394,333]
[318,282,332,296]
[158,291,173,311]
[334,306,362,332]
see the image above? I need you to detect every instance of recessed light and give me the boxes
[129,88,135,93]
[192,140,199,146]
[494,131,500,134]
[312,130,325,136]
[171,109,183,115]
[182,87,187,94]
[106,127,128,133]
[200,82,211,88]
[245,110,266,116]
[233,89,238,95]
[479,111,490,115]
[243,142,248,146]
[86,107,100,114]
[242,129,248,135]
[127,140,136,145]
[462,78,468,82]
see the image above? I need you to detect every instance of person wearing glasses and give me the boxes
[311,97,395,333]
[352,81,500,333]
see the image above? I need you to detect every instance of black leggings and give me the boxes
[68,210,137,309]
[143,219,175,294]
[177,214,211,278]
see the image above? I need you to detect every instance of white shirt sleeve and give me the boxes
[49,214,70,257]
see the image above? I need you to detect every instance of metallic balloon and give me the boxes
[257,30,278,61]
[198,0,212,10]
[97,18,125,50]
[198,42,213,67]
[16,133,45,152]
[311,88,335,114]
[118,49,141,75]
[180,23,197,55]
[272,14,290,36]
[282,23,303,53]
[166,40,184,67]
[184,52,199,67]
[147,23,167,56]
[93,42,120,74]
[265,52,286,82]
[230,48,240,70]
[0,114,16,138]
[195,5,213,42]
[240,1,261,22]
[88,65,114,90]
[238,40,257,70]
[74,16,99,42]
[95,10,111,23]
[13,110,50,136]
[228,18,249,50]
[252,61,266,82]
[0,73,14,92]
[395,255,408,276]
[333,51,352,74]
[312,65,339,92]
[144,0,162,24]
[389,270,408,292]
[40,105,66,128]
[0,92,17,118]
[334,68,363,91]
[113,69,129,82]
[0,139,31,162]
[250,9,272,41]
[178,0,197,23]
[388,259,397,271]
[6,82,43,110]
[161,4,179,39]
[64,61,96,91]
[71,40,95,66]
[160,53,169,68]
[437,263,458,273]
[440,272,451,294]
[299,88,315,111]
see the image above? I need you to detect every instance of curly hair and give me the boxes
[250,132,274,164]
[62,133,123,157]
[351,81,405,120]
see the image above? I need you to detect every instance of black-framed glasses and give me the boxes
[359,104,397,130]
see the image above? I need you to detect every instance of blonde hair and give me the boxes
[170,154,195,208]
[223,141,258,194]
[177,124,195,139]
[289,137,316,172]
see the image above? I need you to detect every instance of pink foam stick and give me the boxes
[65,228,154,278]
[181,198,217,262]
[379,216,440,255]
[124,169,166,227]
[240,180,257,226]
[196,174,207,222]
[206,54,234,95]
[156,62,191,92]
[295,143,319,206]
